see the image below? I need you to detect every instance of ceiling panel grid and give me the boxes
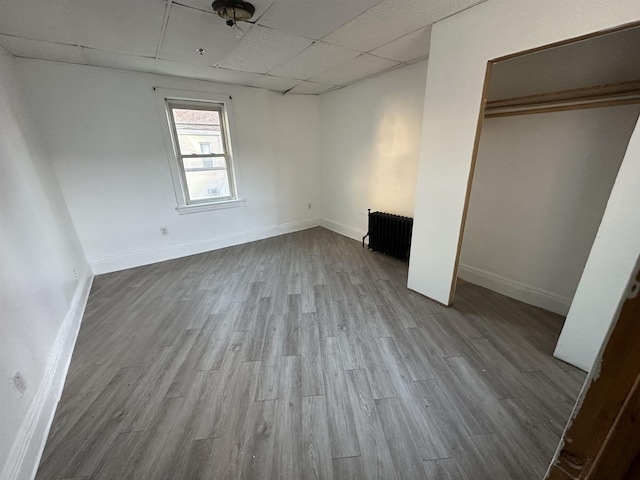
[0,0,484,93]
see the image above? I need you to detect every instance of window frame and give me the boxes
[155,88,245,214]
[167,100,235,205]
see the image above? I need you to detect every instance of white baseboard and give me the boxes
[319,218,365,244]
[90,218,321,274]
[2,268,93,480]
[457,264,572,315]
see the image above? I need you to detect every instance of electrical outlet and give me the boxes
[73,268,78,280]
[12,372,26,396]
[160,227,169,236]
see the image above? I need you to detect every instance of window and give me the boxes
[200,143,214,168]
[156,88,244,214]
[167,101,235,204]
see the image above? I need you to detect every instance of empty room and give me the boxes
[1,1,640,479]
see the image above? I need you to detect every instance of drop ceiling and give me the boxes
[0,0,485,94]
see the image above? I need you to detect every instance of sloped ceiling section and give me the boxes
[0,0,485,94]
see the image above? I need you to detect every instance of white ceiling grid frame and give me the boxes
[250,74,301,92]
[0,0,487,93]
[62,0,167,57]
[370,25,432,62]
[257,0,382,40]
[288,81,335,95]
[159,4,240,65]
[154,0,172,61]
[217,25,312,74]
[310,53,398,86]
[200,66,265,84]
[155,60,263,84]
[0,0,77,44]
[268,41,361,80]
[0,35,85,64]
[324,0,484,52]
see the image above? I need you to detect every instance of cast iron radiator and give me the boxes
[362,209,413,261]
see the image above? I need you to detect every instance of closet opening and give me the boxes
[452,23,640,371]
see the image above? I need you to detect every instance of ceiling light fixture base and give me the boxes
[212,0,256,23]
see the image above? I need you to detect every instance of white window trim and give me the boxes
[154,87,245,215]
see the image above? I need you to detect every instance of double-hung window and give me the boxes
[156,89,243,214]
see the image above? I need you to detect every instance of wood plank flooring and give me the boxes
[36,227,586,480]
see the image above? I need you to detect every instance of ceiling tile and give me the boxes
[310,54,398,86]
[62,0,166,57]
[217,25,312,74]
[251,75,300,92]
[82,48,156,73]
[323,0,484,52]
[156,60,224,79]
[258,0,381,40]
[0,0,76,44]
[0,0,480,89]
[268,41,360,80]
[370,25,431,62]
[0,35,85,64]
[160,5,239,66]
[206,67,265,85]
[155,60,262,86]
[288,81,335,95]
[172,0,275,22]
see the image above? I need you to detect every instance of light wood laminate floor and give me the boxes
[36,227,586,480]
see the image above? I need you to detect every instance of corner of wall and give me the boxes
[316,62,428,246]
[457,264,572,315]
[319,217,366,243]
[1,268,93,480]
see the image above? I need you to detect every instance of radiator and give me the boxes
[362,209,413,261]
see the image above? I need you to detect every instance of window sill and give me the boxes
[176,198,245,215]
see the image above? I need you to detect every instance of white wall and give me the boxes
[459,106,640,315]
[0,48,90,478]
[555,116,640,371]
[318,61,428,240]
[15,60,320,274]
[407,0,640,370]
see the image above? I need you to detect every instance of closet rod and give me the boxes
[485,79,640,118]
[485,96,640,118]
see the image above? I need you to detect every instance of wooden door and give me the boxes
[546,265,640,479]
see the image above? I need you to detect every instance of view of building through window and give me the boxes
[169,105,233,203]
